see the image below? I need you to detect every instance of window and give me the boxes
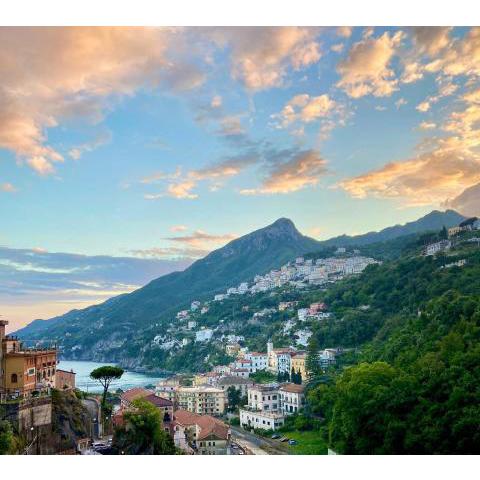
[11,373,18,383]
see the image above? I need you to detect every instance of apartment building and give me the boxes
[173,409,231,455]
[176,386,226,416]
[279,383,305,415]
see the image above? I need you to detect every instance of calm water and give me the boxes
[57,360,165,393]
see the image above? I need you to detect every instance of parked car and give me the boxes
[271,433,281,439]
[288,439,298,446]
[280,437,289,442]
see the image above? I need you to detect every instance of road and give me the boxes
[230,426,289,455]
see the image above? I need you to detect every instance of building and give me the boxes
[155,376,181,403]
[120,387,152,408]
[55,368,76,390]
[176,386,226,416]
[229,368,250,378]
[193,372,221,387]
[225,343,241,356]
[1,320,57,400]
[239,383,284,431]
[195,328,213,342]
[290,351,308,382]
[424,240,451,256]
[244,352,268,371]
[117,388,173,432]
[173,409,231,455]
[217,376,253,398]
[239,408,285,431]
[267,341,294,374]
[279,383,305,415]
[247,384,280,412]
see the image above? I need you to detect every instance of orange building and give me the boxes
[1,320,58,400]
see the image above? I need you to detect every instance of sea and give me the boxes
[57,360,166,393]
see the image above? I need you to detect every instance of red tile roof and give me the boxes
[121,387,152,404]
[144,393,173,408]
[279,383,305,394]
[173,409,229,441]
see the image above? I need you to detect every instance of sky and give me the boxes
[1,26,480,330]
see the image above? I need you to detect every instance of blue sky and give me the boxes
[1,26,479,328]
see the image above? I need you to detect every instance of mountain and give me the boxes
[15,211,466,367]
[15,218,321,353]
[318,209,465,247]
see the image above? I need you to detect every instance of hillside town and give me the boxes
[150,250,378,354]
[113,338,327,454]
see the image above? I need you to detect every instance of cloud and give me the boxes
[419,121,437,130]
[0,245,192,330]
[0,27,205,174]
[206,27,321,90]
[395,98,408,108]
[68,130,112,160]
[144,153,260,200]
[170,225,188,232]
[1,182,17,193]
[331,43,344,53]
[164,230,237,247]
[445,182,480,217]
[130,228,237,261]
[129,246,210,260]
[336,27,353,38]
[240,149,327,195]
[401,61,424,84]
[423,27,480,77]
[411,27,453,56]
[272,94,336,127]
[271,93,349,141]
[336,31,404,98]
[416,79,458,113]
[338,148,480,206]
[339,93,480,207]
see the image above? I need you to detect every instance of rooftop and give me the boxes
[173,409,229,441]
[279,383,305,394]
[121,387,153,403]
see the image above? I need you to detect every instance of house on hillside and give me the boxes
[172,409,231,455]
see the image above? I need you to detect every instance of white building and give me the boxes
[295,329,312,347]
[237,282,249,294]
[244,352,268,371]
[214,294,228,301]
[187,320,197,330]
[191,301,201,311]
[424,240,451,256]
[297,308,309,322]
[279,383,305,415]
[195,328,213,342]
[239,408,285,431]
[247,384,281,412]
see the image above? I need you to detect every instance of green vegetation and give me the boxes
[0,419,14,455]
[90,366,124,408]
[113,399,176,455]
[305,244,480,454]
[226,386,247,412]
[250,370,277,384]
[286,430,328,455]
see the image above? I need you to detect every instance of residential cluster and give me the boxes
[425,217,480,256]
[113,339,340,454]
[0,319,79,452]
[216,252,379,296]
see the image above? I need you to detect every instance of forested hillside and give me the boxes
[306,237,480,454]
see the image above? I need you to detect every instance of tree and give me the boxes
[90,366,124,407]
[0,420,14,455]
[113,399,176,455]
[306,337,321,378]
[226,386,246,412]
